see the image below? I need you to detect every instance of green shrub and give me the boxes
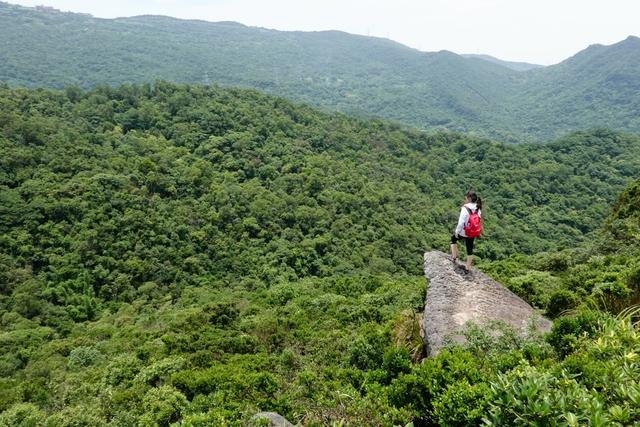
[347,326,388,370]
[134,356,187,387]
[106,411,138,427]
[507,271,559,309]
[221,333,261,354]
[431,380,491,426]
[589,272,632,313]
[0,403,44,427]
[203,302,239,327]
[266,283,299,306]
[0,378,21,411]
[43,405,107,427]
[546,289,580,318]
[279,348,299,372]
[381,346,412,383]
[547,310,604,357]
[390,310,424,362]
[484,366,608,426]
[178,411,231,426]
[67,346,103,368]
[17,377,50,407]
[530,250,573,272]
[102,354,143,387]
[626,264,640,290]
[295,369,321,398]
[486,308,640,426]
[387,348,489,423]
[139,386,188,426]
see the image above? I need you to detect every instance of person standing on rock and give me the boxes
[450,190,482,274]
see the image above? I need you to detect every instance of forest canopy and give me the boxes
[2,81,640,318]
[1,82,640,425]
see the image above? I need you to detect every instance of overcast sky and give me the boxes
[10,0,639,65]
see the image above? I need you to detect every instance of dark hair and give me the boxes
[466,190,482,210]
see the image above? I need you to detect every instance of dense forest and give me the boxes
[1,2,640,142]
[1,82,640,425]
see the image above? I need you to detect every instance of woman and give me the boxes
[450,190,482,274]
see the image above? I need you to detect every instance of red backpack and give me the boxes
[464,207,482,238]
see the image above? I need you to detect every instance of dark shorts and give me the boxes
[451,234,475,255]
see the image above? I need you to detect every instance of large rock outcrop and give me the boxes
[423,251,552,356]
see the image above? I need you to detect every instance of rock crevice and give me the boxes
[422,251,552,356]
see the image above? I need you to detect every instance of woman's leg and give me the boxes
[450,235,458,260]
[465,238,475,271]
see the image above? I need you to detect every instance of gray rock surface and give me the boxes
[423,251,552,356]
[251,412,294,427]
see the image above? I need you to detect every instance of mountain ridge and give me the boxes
[461,53,544,71]
[1,1,639,141]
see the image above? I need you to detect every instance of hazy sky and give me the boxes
[10,0,640,65]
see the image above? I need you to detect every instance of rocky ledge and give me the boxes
[422,251,552,356]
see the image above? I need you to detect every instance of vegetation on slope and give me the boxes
[509,36,640,140]
[482,176,640,323]
[2,82,640,316]
[1,82,640,425]
[472,177,640,426]
[0,2,518,139]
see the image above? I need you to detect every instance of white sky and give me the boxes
[10,0,640,65]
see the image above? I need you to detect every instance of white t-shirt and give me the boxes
[455,202,481,237]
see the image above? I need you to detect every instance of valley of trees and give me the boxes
[1,82,640,425]
[1,2,640,142]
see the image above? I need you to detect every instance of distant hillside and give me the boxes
[461,54,544,71]
[510,36,640,139]
[1,2,639,141]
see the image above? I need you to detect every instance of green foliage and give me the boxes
[139,386,188,427]
[387,348,493,424]
[0,82,640,425]
[178,412,231,427]
[0,403,44,427]
[135,357,187,387]
[431,380,491,426]
[589,272,634,313]
[482,176,640,318]
[0,271,425,424]
[67,345,102,368]
[485,308,640,426]
[0,85,638,325]
[348,326,388,370]
[484,366,608,426]
[381,346,412,382]
[507,271,560,308]
[102,354,143,387]
[43,405,107,427]
[546,289,580,318]
[547,310,607,358]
